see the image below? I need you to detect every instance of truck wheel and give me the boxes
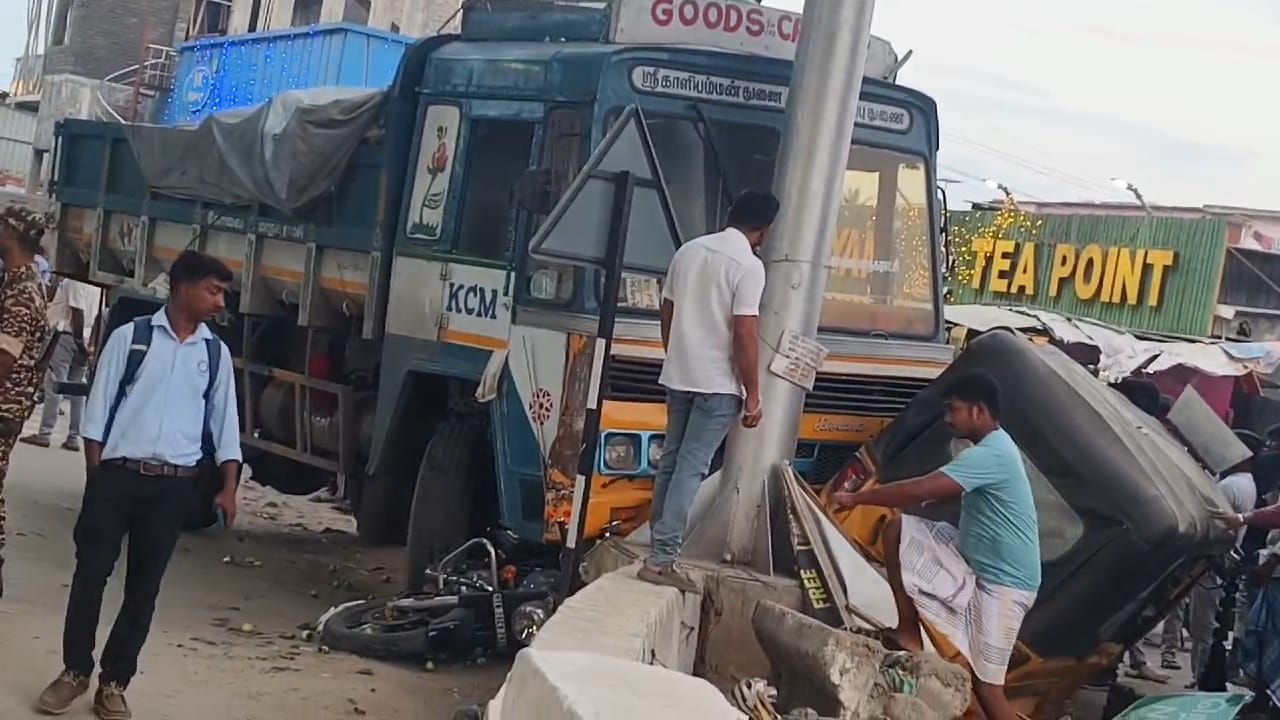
[405,418,487,591]
[357,473,409,545]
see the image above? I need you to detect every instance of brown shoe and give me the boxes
[636,563,700,593]
[93,683,131,720]
[19,434,51,448]
[35,670,90,715]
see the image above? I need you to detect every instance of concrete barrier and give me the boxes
[487,563,729,717]
[495,648,746,720]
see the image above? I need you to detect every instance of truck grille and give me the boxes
[606,357,930,417]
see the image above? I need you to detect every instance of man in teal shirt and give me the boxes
[834,371,1040,720]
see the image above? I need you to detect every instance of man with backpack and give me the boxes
[36,251,241,720]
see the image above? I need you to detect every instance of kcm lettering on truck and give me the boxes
[445,281,500,320]
[969,239,1177,307]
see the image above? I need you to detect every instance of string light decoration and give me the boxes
[943,198,1045,303]
[161,25,414,125]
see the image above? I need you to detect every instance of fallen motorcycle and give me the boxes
[320,529,559,661]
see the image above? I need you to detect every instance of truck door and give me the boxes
[392,100,542,351]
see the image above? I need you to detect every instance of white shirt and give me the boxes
[1219,471,1258,547]
[47,278,102,344]
[659,227,766,396]
[81,309,242,466]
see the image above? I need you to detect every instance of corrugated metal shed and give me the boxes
[948,211,1228,337]
[160,22,413,125]
[0,106,36,190]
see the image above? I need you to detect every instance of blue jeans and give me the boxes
[649,390,741,566]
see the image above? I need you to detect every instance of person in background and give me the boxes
[0,205,53,598]
[832,372,1040,720]
[1111,383,1184,682]
[20,277,102,451]
[1186,431,1261,686]
[35,251,241,720]
[637,190,778,593]
[1236,528,1280,713]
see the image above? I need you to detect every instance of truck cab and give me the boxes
[365,3,953,578]
[47,0,952,585]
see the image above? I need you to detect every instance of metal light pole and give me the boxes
[984,178,1018,209]
[717,0,879,567]
[1110,176,1153,215]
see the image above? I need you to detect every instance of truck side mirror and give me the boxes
[515,168,556,215]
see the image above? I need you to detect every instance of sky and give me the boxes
[765,0,1279,210]
[0,1,1274,210]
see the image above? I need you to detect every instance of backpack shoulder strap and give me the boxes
[102,317,153,445]
[201,329,222,456]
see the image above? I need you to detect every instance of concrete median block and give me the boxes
[498,648,747,720]
[534,563,701,672]
[752,600,970,720]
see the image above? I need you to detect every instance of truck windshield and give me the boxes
[634,114,938,339]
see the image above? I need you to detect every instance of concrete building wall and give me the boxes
[43,0,186,81]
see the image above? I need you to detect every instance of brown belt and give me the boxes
[108,459,200,478]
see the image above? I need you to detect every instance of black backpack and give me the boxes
[100,316,221,457]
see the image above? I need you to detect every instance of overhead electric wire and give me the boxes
[947,133,1129,200]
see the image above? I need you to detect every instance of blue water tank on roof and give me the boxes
[162,23,414,125]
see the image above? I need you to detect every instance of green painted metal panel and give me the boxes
[947,210,1228,336]
[1114,692,1248,719]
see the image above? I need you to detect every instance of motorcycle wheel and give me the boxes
[320,598,445,660]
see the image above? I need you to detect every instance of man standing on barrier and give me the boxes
[36,251,241,720]
[637,190,778,593]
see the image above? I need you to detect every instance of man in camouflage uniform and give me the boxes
[0,205,53,597]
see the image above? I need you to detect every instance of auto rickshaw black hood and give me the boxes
[866,330,1235,660]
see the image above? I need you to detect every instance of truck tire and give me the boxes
[405,418,486,591]
[357,473,411,545]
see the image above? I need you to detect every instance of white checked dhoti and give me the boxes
[899,514,1037,685]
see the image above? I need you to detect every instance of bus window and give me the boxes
[525,108,586,305]
[629,115,778,312]
[456,119,537,262]
[823,147,937,338]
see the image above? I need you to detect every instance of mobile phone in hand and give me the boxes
[215,506,228,530]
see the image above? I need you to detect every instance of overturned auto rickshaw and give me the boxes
[824,330,1239,718]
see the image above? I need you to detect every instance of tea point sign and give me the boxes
[969,238,1177,307]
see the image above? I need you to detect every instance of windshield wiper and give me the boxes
[689,102,735,209]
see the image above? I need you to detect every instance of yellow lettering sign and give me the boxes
[1048,244,1075,298]
[798,569,831,608]
[973,240,1178,307]
[1009,242,1036,295]
[971,238,994,290]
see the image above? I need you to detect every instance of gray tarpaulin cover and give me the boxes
[125,87,385,213]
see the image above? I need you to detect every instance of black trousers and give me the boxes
[62,463,191,687]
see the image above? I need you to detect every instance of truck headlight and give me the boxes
[603,434,640,471]
[648,435,664,467]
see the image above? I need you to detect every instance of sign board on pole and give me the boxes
[610,0,900,79]
[528,105,683,276]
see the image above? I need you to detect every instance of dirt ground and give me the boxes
[0,415,508,719]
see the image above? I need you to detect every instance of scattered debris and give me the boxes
[356,668,374,676]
